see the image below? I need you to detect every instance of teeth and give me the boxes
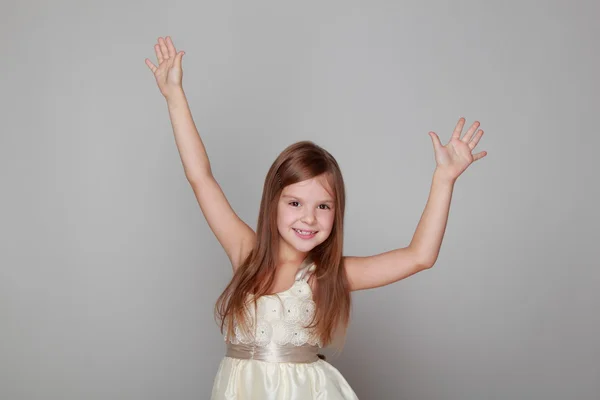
[294,229,315,235]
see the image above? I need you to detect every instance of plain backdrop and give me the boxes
[1,0,599,399]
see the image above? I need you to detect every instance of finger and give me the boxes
[154,44,163,64]
[472,151,487,161]
[468,130,484,150]
[158,37,169,61]
[174,50,185,69]
[462,121,480,143]
[166,36,177,59]
[451,117,465,140]
[429,131,443,151]
[145,58,158,73]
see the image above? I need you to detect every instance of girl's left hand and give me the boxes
[428,117,487,181]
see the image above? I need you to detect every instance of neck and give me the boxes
[277,239,309,266]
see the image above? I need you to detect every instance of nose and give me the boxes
[301,208,316,225]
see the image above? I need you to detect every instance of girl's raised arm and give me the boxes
[343,118,486,290]
[145,37,256,271]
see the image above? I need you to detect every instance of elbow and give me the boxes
[409,246,437,270]
[419,261,434,271]
[417,253,437,270]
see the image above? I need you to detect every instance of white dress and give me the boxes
[211,257,358,399]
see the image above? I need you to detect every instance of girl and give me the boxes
[145,36,487,399]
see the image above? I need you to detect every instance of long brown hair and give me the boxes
[214,140,351,346]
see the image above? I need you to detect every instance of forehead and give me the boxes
[282,176,334,198]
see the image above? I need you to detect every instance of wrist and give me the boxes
[165,87,186,103]
[433,168,456,185]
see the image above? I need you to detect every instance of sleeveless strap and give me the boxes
[294,256,316,282]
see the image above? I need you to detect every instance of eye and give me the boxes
[289,201,300,207]
[319,204,331,210]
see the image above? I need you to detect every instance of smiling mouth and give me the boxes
[293,228,318,235]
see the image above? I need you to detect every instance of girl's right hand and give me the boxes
[145,36,185,100]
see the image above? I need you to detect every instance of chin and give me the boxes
[289,240,317,253]
[291,234,329,252]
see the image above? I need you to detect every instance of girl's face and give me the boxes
[277,175,336,257]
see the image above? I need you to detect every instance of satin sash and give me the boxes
[226,342,320,363]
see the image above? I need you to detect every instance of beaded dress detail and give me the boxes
[210,256,358,399]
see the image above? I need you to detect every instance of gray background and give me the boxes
[1,0,598,399]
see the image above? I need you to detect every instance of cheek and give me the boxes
[276,205,295,227]
[320,212,335,232]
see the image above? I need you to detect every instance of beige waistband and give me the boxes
[226,342,320,363]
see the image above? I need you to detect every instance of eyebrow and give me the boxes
[281,195,334,204]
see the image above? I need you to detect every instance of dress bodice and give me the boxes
[224,257,322,348]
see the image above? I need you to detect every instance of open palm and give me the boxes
[144,36,185,99]
[428,118,487,180]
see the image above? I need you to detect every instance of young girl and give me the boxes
[145,36,487,399]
